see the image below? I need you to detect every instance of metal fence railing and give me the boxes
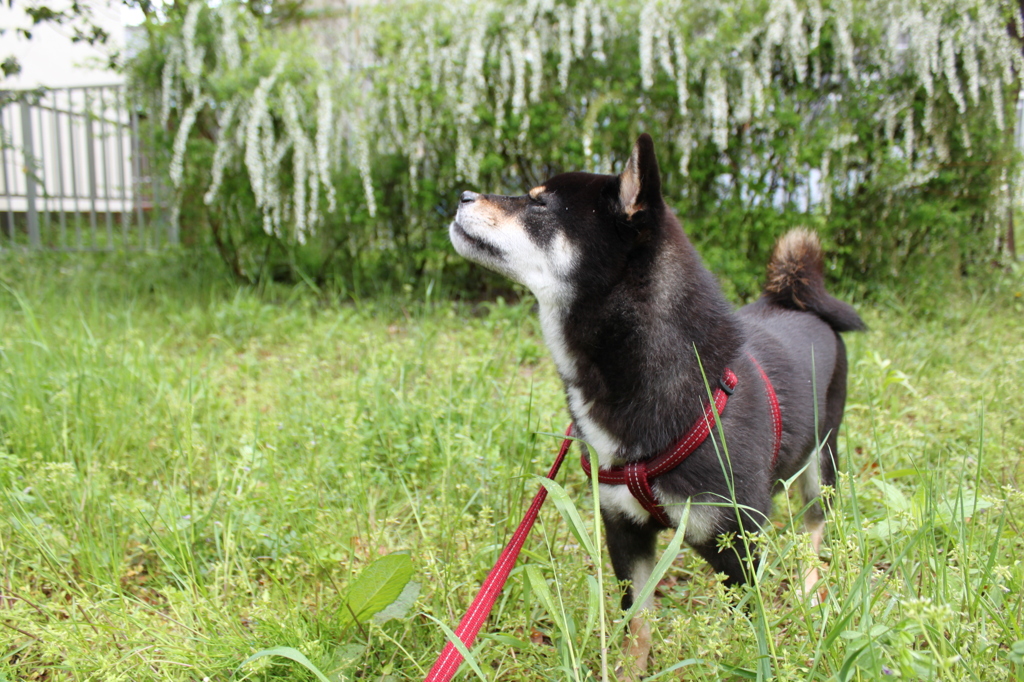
[0,84,175,251]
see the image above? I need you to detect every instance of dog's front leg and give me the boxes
[603,511,661,679]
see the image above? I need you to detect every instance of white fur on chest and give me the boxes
[538,303,579,384]
[596,483,719,543]
[566,386,622,468]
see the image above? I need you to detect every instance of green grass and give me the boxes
[1,251,1023,681]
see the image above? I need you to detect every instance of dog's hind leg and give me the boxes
[602,512,660,679]
[802,336,848,600]
[799,452,827,600]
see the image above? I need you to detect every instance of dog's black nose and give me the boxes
[460,191,479,204]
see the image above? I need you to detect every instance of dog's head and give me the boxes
[449,134,666,305]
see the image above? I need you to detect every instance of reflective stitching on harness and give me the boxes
[747,354,782,468]
[579,368,739,526]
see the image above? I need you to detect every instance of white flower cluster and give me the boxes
[629,0,1024,202]
[316,82,337,215]
[243,62,283,236]
[159,45,180,130]
[182,2,206,96]
[218,3,242,73]
[203,100,238,205]
[169,95,206,189]
[156,0,1022,244]
[157,2,345,244]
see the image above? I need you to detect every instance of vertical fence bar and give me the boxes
[85,90,98,247]
[115,87,129,247]
[36,98,51,244]
[52,90,68,247]
[20,100,41,248]
[1,105,14,243]
[99,88,113,248]
[130,108,144,248]
[67,88,83,249]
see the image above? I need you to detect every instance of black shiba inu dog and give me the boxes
[450,134,865,674]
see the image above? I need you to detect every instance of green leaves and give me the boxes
[339,552,416,627]
[535,476,598,560]
[868,478,995,541]
[238,646,335,682]
[237,552,415,680]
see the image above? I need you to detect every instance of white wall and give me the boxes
[0,0,126,89]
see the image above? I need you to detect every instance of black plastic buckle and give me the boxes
[718,376,735,396]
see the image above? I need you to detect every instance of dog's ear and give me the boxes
[618,133,662,219]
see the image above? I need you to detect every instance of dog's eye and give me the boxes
[529,193,547,207]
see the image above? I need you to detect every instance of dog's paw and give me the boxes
[803,561,830,606]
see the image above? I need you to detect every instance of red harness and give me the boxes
[579,358,781,527]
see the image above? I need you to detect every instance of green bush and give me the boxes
[129,0,1022,296]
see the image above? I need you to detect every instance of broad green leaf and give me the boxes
[340,552,414,626]
[372,580,420,624]
[871,478,911,512]
[237,645,333,682]
[936,491,994,526]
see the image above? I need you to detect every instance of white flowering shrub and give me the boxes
[129,2,361,280]
[131,0,1021,291]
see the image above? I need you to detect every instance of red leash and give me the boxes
[423,426,575,682]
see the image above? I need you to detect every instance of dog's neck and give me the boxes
[539,228,743,465]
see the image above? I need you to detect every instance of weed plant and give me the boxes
[1,251,1022,681]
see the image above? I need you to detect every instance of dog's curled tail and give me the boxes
[764,228,867,332]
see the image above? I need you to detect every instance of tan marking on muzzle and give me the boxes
[467,197,519,229]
